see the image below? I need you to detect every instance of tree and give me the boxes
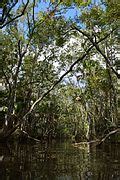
[1,1,73,139]
[1,0,119,143]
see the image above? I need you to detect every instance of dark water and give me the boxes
[0,141,120,180]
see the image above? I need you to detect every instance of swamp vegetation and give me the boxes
[0,0,120,179]
[0,0,120,141]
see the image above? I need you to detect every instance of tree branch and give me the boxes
[14,40,23,84]
[2,1,18,25]
[1,0,29,29]
[33,0,35,26]
[26,12,31,35]
[72,26,119,77]
[20,1,63,62]
[23,32,113,118]
[3,30,114,137]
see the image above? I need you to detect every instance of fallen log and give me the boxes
[72,139,100,149]
[97,128,120,146]
[72,128,120,148]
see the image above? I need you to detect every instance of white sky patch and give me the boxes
[0,83,5,91]
[118,70,120,74]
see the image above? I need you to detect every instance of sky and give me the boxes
[0,0,104,26]
[30,0,105,25]
[35,1,81,20]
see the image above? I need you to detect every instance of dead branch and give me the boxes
[97,128,120,146]
[22,130,40,142]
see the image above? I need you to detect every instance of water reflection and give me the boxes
[0,141,120,180]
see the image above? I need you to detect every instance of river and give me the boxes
[0,141,120,179]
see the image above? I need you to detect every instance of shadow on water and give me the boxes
[0,141,120,180]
